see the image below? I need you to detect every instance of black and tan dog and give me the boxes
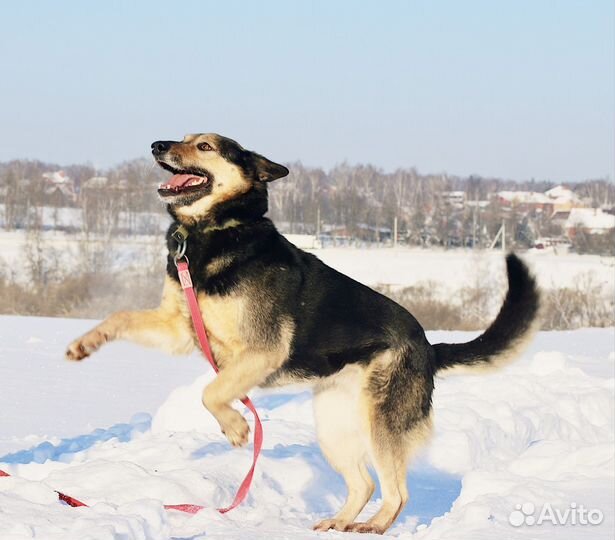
[66,134,540,534]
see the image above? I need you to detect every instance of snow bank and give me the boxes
[0,318,613,539]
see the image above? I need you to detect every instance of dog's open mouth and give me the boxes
[156,160,213,199]
[158,173,210,195]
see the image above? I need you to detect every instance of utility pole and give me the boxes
[393,216,398,248]
[472,200,477,249]
[489,220,506,251]
[502,220,506,252]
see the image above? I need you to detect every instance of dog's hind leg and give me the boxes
[345,428,410,534]
[312,366,375,532]
[345,351,433,535]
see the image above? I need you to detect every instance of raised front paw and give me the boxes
[220,410,250,447]
[65,329,109,361]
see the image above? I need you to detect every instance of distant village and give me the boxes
[0,170,128,205]
[0,164,613,255]
[442,185,615,247]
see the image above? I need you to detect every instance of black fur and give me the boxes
[162,138,539,435]
[166,199,431,380]
[432,253,540,370]
[166,192,539,386]
[150,135,541,532]
[214,137,289,182]
[166,182,269,233]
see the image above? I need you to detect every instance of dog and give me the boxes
[66,133,540,534]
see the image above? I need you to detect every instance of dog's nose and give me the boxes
[151,141,172,156]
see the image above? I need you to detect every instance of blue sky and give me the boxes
[1,0,612,181]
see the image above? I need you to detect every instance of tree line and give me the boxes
[0,158,613,251]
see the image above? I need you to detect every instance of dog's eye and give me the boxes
[197,142,214,151]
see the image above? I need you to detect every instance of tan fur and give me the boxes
[159,134,252,223]
[196,291,245,367]
[312,360,434,534]
[199,297,294,446]
[352,407,432,533]
[66,132,442,534]
[312,365,374,532]
[344,352,431,533]
[70,296,428,532]
[66,273,296,449]
[66,276,194,360]
[205,254,235,276]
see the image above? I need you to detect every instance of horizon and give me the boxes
[0,153,611,185]
[1,1,613,183]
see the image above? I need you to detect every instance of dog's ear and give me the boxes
[250,152,289,182]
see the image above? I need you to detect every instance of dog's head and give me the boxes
[152,133,288,221]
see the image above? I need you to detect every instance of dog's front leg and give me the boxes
[66,277,193,360]
[202,351,273,447]
[65,309,194,360]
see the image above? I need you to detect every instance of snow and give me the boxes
[0,205,170,233]
[497,191,552,204]
[1,231,613,298]
[544,185,580,203]
[313,248,615,295]
[565,208,615,232]
[0,315,613,539]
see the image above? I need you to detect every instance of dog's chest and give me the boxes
[197,291,247,363]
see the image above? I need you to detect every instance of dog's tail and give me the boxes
[433,253,540,374]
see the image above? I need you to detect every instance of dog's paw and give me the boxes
[220,411,250,447]
[313,518,349,532]
[344,522,386,535]
[65,329,108,361]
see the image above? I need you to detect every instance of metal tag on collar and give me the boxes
[172,224,189,265]
[172,225,190,244]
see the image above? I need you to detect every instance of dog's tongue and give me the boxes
[167,174,201,188]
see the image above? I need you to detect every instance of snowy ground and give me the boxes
[0,316,613,539]
[1,230,614,300]
[315,247,615,294]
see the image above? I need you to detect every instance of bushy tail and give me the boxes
[433,253,540,374]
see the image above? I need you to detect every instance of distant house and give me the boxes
[545,185,579,201]
[550,210,571,228]
[565,208,615,239]
[466,199,490,209]
[321,224,353,240]
[82,177,129,191]
[496,186,590,223]
[545,185,583,214]
[318,223,392,243]
[442,191,466,209]
[41,171,76,205]
[496,191,554,214]
[82,176,109,190]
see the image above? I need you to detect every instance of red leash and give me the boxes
[172,259,263,514]
[0,257,263,515]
